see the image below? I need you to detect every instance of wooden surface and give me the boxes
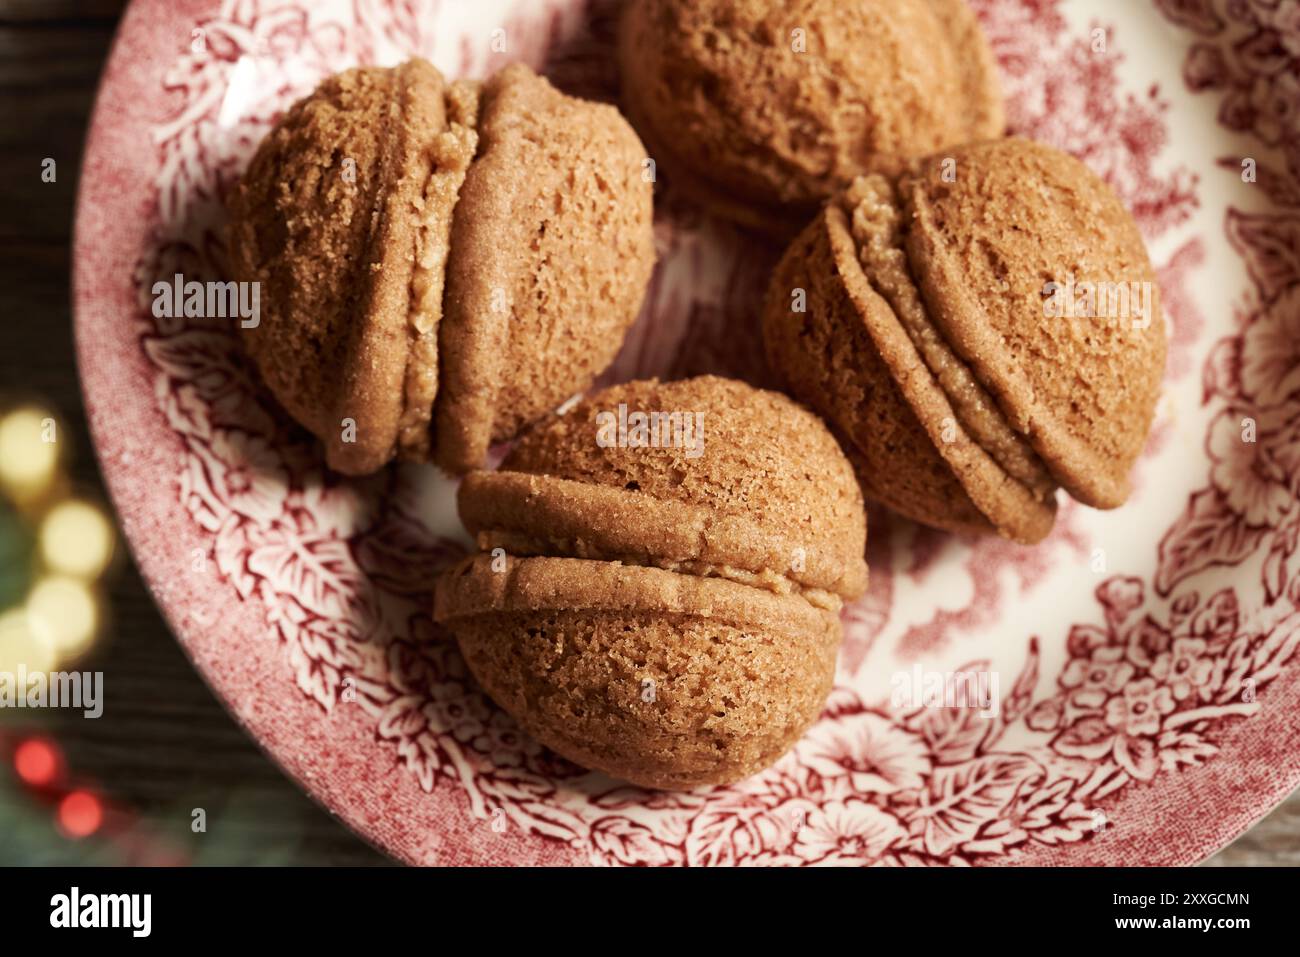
[0,0,1293,867]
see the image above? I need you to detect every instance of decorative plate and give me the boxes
[74,0,1300,865]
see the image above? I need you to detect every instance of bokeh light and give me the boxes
[57,791,103,838]
[38,500,114,580]
[0,399,119,858]
[13,738,62,788]
[0,606,56,673]
[0,408,59,501]
[25,577,99,660]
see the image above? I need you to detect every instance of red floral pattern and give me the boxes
[90,0,1300,864]
[1155,0,1300,610]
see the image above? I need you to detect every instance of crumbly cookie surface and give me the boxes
[618,0,1004,231]
[433,64,656,474]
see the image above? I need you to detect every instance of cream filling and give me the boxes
[476,529,843,613]
[842,176,1056,500]
[397,81,480,459]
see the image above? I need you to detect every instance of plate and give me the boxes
[74,0,1300,865]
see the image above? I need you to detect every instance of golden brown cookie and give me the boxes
[227,60,655,476]
[762,198,1047,539]
[761,138,1165,541]
[228,60,453,475]
[898,139,1165,508]
[440,557,841,790]
[617,0,1004,235]
[433,64,656,474]
[435,376,868,789]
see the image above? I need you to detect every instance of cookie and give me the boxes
[617,0,1003,235]
[761,138,1164,541]
[227,60,655,476]
[228,60,454,474]
[899,138,1165,508]
[435,376,868,788]
[434,64,656,474]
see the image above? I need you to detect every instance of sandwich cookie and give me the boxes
[227,60,656,475]
[435,376,868,789]
[617,0,1004,236]
[761,138,1165,542]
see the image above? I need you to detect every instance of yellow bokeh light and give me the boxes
[0,407,60,500]
[0,607,57,674]
[26,576,99,661]
[39,500,114,580]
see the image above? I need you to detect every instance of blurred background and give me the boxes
[0,0,1293,866]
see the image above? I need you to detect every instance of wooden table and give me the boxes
[0,0,1293,867]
